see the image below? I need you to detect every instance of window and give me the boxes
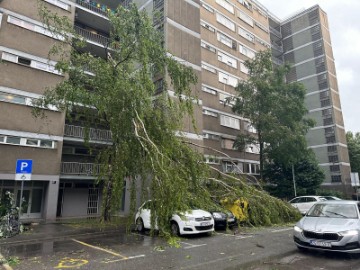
[220,115,240,129]
[326,136,336,144]
[1,52,61,75]
[7,15,64,41]
[6,136,21,144]
[202,86,217,95]
[219,92,235,106]
[245,122,256,133]
[202,63,217,73]
[216,0,234,14]
[201,42,216,53]
[218,71,238,87]
[217,32,234,48]
[200,21,215,32]
[238,0,252,11]
[240,62,249,74]
[204,156,220,164]
[327,145,337,153]
[239,44,256,59]
[44,0,70,11]
[238,11,254,27]
[0,135,56,149]
[223,161,242,174]
[245,144,260,154]
[321,99,331,107]
[216,13,235,31]
[238,27,254,43]
[323,117,333,125]
[0,92,27,105]
[202,3,214,13]
[222,138,235,150]
[328,155,339,163]
[203,109,218,117]
[217,51,237,68]
[250,163,260,174]
[331,175,342,183]
[203,133,221,141]
[322,108,332,116]
[26,139,39,146]
[330,165,340,172]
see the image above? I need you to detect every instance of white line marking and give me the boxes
[235,235,253,240]
[104,254,146,263]
[271,228,293,233]
[183,244,207,249]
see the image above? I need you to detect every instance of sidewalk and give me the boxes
[0,220,126,246]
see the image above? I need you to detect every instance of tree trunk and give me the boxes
[102,178,113,222]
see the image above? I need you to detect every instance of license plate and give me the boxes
[227,218,235,222]
[310,240,331,248]
[200,222,211,226]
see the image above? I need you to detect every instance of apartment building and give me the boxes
[269,6,351,194]
[0,0,350,222]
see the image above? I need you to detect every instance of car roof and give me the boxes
[314,200,358,205]
[291,195,325,199]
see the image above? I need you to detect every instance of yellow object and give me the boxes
[221,198,249,222]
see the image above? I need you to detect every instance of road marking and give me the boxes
[104,254,146,263]
[235,235,253,240]
[271,228,293,233]
[0,252,13,270]
[72,239,128,259]
[183,244,207,249]
[55,258,88,269]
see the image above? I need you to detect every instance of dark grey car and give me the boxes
[293,200,360,253]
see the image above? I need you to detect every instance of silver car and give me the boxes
[293,200,360,253]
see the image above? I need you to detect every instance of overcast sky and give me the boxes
[259,0,360,133]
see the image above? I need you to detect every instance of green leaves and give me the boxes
[232,50,315,176]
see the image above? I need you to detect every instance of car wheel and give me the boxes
[170,221,180,236]
[136,218,144,232]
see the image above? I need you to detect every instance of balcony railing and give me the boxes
[61,162,101,175]
[74,0,110,17]
[272,57,283,66]
[269,26,282,38]
[271,42,283,53]
[64,124,112,142]
[74,25,109,46]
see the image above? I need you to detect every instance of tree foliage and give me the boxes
[346,131,360,174]
[263,152,325,199]
[230,50,315,178]
[35,4,302,235]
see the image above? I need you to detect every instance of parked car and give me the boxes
[293,200,360,253]
[321,196,342,201]
[135,200,214,236]
[210,210,236,229]
[288,196,327,215]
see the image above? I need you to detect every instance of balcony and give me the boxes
[61,162,101,176]
[74,25,109,46]
[271,42,283,53]
[64,124,112,143]
[270,26,282,38]
[74,0,112,17]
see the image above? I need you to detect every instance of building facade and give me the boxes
[0,0,351,222]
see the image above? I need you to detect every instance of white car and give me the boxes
[135,200,214,236]
[289,196,327,215]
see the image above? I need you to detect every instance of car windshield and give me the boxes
[307,203,359,219]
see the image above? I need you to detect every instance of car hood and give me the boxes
[183,209,212,218]
[299,217,360,232]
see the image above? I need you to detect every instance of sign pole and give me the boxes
[19,180,24,219]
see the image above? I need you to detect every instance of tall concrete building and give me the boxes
[269,5,351,194]
[0,0,351,222]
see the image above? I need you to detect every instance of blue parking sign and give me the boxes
[15,160,33,181]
